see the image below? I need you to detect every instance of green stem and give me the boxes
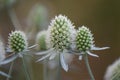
[6,61,14,80]
[58,54,61,80]
[84,54,95,80]
[43,59,48,80]
[22,55,31,80]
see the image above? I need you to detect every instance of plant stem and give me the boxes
[6,61,14,80]
[22,55,31,80]
[43,59,48,80]
[84,54,95,80]
[58,54,61,80]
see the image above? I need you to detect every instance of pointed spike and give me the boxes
[36,53,51,62]
[79,55,83,60]
[28,44,38,49]
[86,51,99,57]
[91,46,110,50]
[0,55,18,65]
[0,71,11,78]
[6,47,12,53]
[60,53,68,72]
[18,53,23,58]
[49,52,56,60]
[35,48,54,55]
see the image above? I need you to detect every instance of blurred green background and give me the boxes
[0,0,119,80]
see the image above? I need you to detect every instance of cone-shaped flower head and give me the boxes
[47,14,74,52]
[36,14,75,72]
[36,30,47,50]
[0,31,36,66]
[76,26,94,51]
[8,31,28,53]
[75,26,109,60]
[105,58,120,80]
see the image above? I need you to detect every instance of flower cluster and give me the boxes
[0,14,110,80]
[36,14,109,72]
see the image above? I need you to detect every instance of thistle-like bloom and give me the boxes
[8,31,28,53]
[75,26,109,60]
[105,58,120,80]
[36,15,75,71]
[0,31,36,65]
[0,31,36,80]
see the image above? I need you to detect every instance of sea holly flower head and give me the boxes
[75,26,109,60]
[36,14,75,71]
[76,26,94,51]
[8,31,28,53]
[0,30,36,65]
[46,14,75,52]
[1,30,37,80]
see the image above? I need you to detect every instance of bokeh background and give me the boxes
[0,0,119,80]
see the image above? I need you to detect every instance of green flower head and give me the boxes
[36,30,47,51]
[8,31,28,53]
[47,14,75,52]
[36,14,75,72]
[76,26,94,51]
[75,26,109,60]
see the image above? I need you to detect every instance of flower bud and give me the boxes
[36,30,47,50]
[76,26,94,51]
[8,31,28,53]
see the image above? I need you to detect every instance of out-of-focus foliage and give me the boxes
[26,4,49,44]
[0,0,16,9]
[27,4,48,30]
